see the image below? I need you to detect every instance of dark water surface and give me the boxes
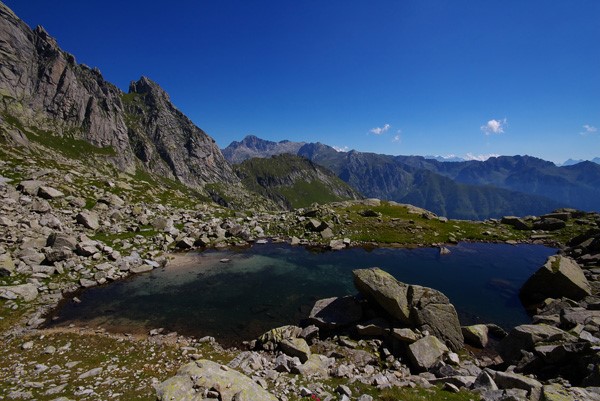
[48,242,556,345]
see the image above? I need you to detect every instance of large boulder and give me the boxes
[410,303,463,352]
[47,233,77,250]
[352,268,411,323]
[353,268,464,351]
[17,180,44,196]
[407,335,449,371]
[308,296,363,329]
[560,308,600,329]
[0,283,38,302]
[408,285,464,351]
[486,369,543,401]
[156,360,278,401]
[0,253,15,276]
[280,337,311,363]
[462,324,489,348]
[38,186,64,199]
[520,256,592,305]
[76,211,100,230]
[292,354,333,378]
[501,216,530,230]
[257,325,302,351]
[533,218,566,231]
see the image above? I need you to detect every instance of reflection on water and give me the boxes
[47,242,556,346]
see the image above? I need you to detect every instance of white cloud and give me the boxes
[369,124,390,135]
[392,135,401,143]
[333,146,349,152]
[481,118,507,135]
[580,124,598,136]
[464,153,500,161]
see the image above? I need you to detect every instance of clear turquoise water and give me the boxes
[48,242,556,345]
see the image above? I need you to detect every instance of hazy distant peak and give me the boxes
[222,135,306,164]
[424,155,466,162]
[559,158,600,166]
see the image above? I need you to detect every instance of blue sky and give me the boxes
[5,0,599,163]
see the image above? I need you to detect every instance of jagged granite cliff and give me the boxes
[0,2,237,188]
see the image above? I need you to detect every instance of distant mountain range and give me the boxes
[223,136,600,219]
[560,158,600,166]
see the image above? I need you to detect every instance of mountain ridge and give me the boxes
[223,135,599,218]
[234,153,362,209]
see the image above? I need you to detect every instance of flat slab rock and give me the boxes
[0,283,38,302]
[407,335,448,371]
[156,360,278,401]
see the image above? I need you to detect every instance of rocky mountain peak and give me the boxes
[0,1,21,27]
[222,135,306,164]
[33,25,54,44]
[129,76,171,103]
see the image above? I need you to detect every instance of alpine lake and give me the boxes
[46,242,556,346]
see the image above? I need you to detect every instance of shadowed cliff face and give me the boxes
[0,2,238,188]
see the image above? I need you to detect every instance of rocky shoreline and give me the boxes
[1,159,600,400]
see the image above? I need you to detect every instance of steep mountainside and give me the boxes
[222,135,306,163]
[0,3,237,189]
[234,154,362,209]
